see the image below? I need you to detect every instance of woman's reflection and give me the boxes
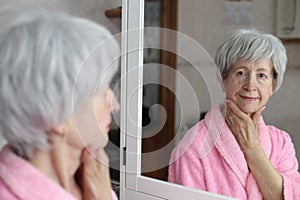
[168,29,300,199]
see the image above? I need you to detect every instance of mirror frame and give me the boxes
[119,0,235,199]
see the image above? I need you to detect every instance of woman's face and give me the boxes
[94,86,120,136]
[67,85,120,149]
[223,59,274,115]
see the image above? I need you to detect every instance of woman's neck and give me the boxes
[28,136,82,199]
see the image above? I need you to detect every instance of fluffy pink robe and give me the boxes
[0,146,118,200]
[169,104,300,199]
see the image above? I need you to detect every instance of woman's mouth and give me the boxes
[239,95,259,102]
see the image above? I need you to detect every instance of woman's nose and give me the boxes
[243,74,257,91]
[108,90,120,113]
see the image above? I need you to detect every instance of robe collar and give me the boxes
[204,104,271,187]
[0,146,76,200]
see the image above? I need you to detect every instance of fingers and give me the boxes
[81,147,96,166]
[226,99,266,121]
[252,106,266,122]
[81,147,110,177]
[225,100,245,131]
[226,99,248,121]
[225,104,235,125]
[252,106,266,129]
[225,99,262,151]
[81,147,109,167]
[80,147,113,200]
[95,148,109,167]
[225,99,266,130]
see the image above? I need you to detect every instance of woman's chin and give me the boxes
[239,106,258,115]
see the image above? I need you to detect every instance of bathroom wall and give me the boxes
[0,0,121,33]
[175,0,300,163]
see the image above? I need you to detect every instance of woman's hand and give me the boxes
[79,147,113,200]
[225,99,283,199]
[225,99,265,151]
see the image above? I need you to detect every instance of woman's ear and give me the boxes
[50,117,73,136]
[50,125,65,136]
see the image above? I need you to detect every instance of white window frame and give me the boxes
[119,0,236,199]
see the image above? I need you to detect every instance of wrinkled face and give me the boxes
[223,59,274,115]
[67,85,120,149]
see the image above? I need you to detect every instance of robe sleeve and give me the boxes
[271,128,300,199]
[168,144,206,190]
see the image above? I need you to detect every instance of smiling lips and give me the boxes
[239,94,259,101]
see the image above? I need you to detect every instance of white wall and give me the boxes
[176,0,300,163]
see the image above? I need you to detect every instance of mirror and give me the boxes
[140,0,296,196]
[141,0,222,182]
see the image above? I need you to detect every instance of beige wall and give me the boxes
[0,0,121,34]
[176,0,300,163]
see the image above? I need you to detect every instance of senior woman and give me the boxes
[168,29,300,199]
[0,7,120,200]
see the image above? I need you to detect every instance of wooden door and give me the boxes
[142,0,178,181]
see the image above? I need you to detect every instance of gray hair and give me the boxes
[0,7,120,158]
[214,29,287,93]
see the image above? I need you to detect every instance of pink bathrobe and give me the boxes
[169,104,300,199]
[0,146,118,200]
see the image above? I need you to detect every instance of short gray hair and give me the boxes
[214,29,287,93]
[0,7,119,158]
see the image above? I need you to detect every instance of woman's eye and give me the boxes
[258,73,268,79]
[236,71,246,76]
